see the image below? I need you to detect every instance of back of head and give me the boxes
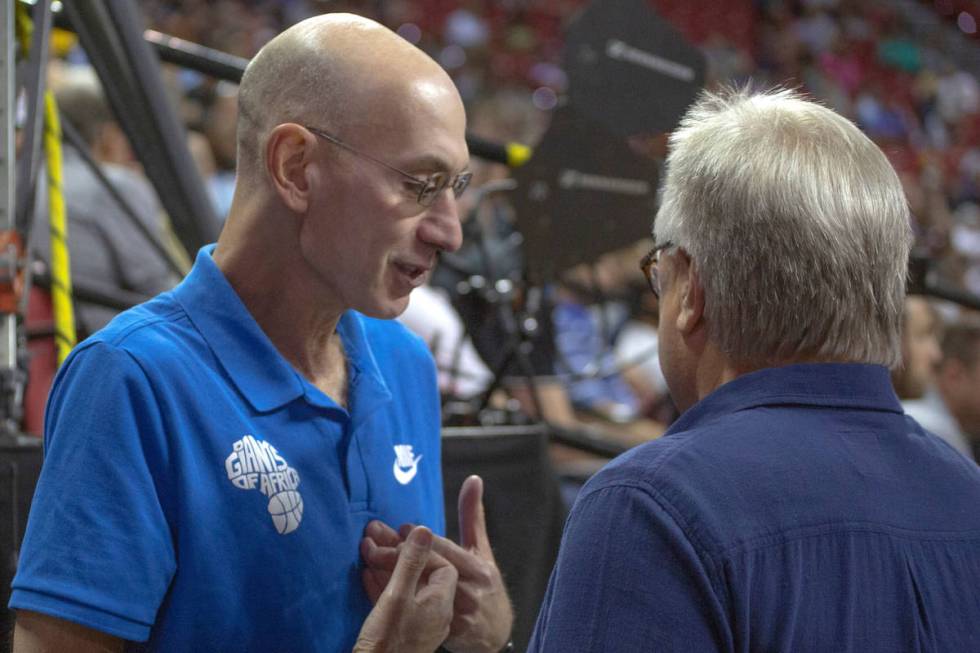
[52,65,114,147]
[655,86,912,368]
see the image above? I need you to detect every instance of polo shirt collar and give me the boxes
[666,363,903,437]
[171,246,308,413]
[335,311,393,425]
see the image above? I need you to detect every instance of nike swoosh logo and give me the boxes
[393,455,422,485]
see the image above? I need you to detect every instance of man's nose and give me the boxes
[417,191,463,253]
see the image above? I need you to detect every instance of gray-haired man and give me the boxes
[530,87,980,651]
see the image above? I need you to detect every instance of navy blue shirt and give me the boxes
[11,247,445,651]
[530,363,980,652]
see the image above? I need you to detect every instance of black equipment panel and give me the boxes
[442,425,568,651]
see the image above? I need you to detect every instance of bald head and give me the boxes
[236,14,456,184]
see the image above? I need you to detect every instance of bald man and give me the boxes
[9,14,511,653]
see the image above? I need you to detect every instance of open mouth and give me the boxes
[393,262,429,286]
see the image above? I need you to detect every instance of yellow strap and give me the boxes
[44,91,77,364]
[15,1,34,57]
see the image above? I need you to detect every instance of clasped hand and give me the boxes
[361,475,514,653]
[353,526,458,653]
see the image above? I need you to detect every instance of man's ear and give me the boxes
[675,254,705,336]
[265,124,314,213]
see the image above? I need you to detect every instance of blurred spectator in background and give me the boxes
[398,153,508,403]
[33,65,181,336]
[904,318,980,461]
[549,241,666,429]
[951,201,980,297]
[398,282,494,400]
[614,306,669,417]
[552,284,640,425]
[548,247,669,456]
[612,273,673,422]
[892,296,943,400]
[201,81,240,219]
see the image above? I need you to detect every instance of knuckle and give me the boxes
[472,564,493,586]
[461,613,479,631]
[402,554,426,574]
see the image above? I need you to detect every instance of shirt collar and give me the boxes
[173,246,394,415]
[335,311,393,426]
[666,363,903,437]
[172,246,305,412]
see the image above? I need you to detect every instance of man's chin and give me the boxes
[355,294,412,320]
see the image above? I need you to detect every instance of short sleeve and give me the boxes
[9,342,176,641]
[528,483,730,652]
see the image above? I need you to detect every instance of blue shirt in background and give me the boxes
[530,363,980,652]
[11,246,445,651]
[552,299,639,420]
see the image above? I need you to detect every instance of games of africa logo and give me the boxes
[225,434,303,534]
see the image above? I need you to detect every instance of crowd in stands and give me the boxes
[40,0,979,455]
[135,0,980,297]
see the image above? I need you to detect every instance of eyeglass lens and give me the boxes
[418,172,473,206]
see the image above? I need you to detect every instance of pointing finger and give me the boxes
[458,475,491,555]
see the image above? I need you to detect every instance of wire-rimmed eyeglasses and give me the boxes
[304,125,472,208]
[639,241,674,299]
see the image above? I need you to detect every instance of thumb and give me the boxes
[386,526,433,596]
[458,475,491,555]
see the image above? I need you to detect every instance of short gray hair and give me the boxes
[654,86,912,368]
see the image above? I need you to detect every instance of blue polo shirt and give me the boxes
[11,246,445,651]
[530,363,980,652]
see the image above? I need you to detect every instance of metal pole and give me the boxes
[14,0,53,237]
[63,1,220,256]
[1,2,18,372]
[0,0,22,436]
[143,29,248,83]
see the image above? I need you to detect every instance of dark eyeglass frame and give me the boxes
[639,241,675,299]
[304,125,472,207]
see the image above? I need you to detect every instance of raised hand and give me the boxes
[361,476,514,653]
[435,475,514,653]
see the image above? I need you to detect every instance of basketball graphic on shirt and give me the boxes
[225,434,304,535]
[268,490,304,535]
